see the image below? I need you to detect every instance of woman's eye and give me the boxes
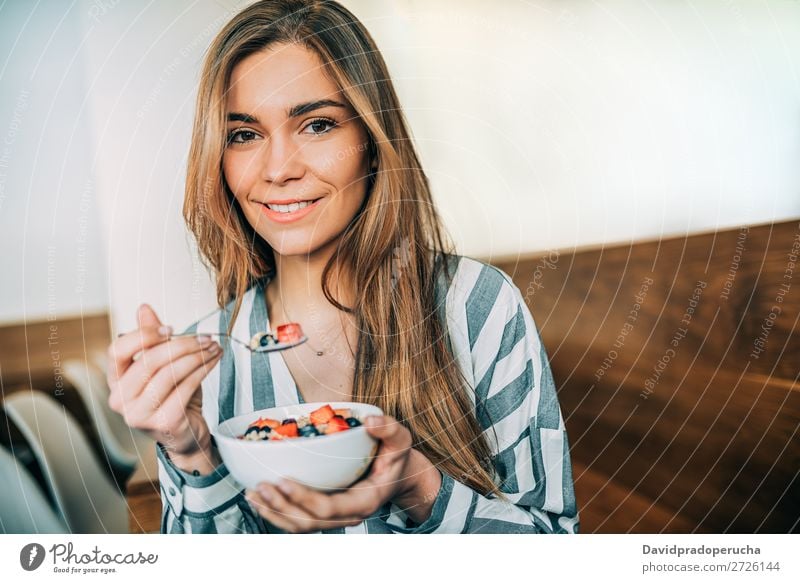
[227,129,259,144]
[303,118,337,135]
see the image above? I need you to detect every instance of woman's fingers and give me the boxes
[246,486,318,533]
[363,415,413,451]
[121,346,221,424]
[274,480,337,519]
[108,304,167,382]
[141,352,222,452]
[153,349,223,427]
[134,340,220,401]
[248,484,364,533]
[278,478,385,521]
[107,325,172,382]
[116,336,218,404]
[136,303,163,329]
[362,416,413,476]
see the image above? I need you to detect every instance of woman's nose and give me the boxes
[259,134,304,185]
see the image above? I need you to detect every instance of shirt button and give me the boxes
[168,487,176,496]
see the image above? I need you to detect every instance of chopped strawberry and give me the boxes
[276,323,303,344]
[325,415,350,434]
[273,421,299,438]
[310,404,336,426]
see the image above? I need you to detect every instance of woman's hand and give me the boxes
[245,415,442,533]
[106,304,224,473]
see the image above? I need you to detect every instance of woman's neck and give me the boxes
[267,247,354,322]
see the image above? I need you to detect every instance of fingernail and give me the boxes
[158,325,172,337]
[196,335,212,347]
[208,343,221,354]
[258,485,272,501]
[278,480,293,495]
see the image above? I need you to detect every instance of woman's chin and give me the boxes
[266,235,340,259]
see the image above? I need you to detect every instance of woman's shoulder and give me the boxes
[434,252,531,352]
[434,252,521,312]
[434,252,539,396]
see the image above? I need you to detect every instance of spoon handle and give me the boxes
[170,331,251,349]
[170,331,308,353]
[116,329,249,348]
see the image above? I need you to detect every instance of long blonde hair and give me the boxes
[184,0,500,497]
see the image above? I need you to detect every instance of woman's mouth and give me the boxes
[259,197,323,223]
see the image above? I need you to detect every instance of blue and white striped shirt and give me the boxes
[156,253,580,534]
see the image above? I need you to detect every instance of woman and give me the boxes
[107,0,579,534]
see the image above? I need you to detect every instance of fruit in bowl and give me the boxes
[241,404,362,441]
[212,402,382,491]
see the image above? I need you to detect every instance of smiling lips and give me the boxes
[259,197,323,223]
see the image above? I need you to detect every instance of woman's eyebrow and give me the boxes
[226,99,347,124]
[227,112,258,123]
[287,99,347,118]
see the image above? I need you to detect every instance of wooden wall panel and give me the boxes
[0,313,110,394]
[491,220,800,533]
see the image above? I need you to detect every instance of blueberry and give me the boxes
[299,424,320,437]
[259,334,277,347]
[245,426,259,435]
[345,417,361,427]
[282,418,296,425]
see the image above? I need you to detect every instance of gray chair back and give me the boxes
[3,390,129,533]
[0,445,67,533]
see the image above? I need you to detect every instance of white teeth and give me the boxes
[266,200,316,213]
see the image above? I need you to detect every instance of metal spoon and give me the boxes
[170,330,308,353]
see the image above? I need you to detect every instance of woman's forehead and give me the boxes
[226,43,344,115]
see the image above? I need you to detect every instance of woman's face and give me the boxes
[223,43,371,258]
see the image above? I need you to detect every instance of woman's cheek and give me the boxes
[223,154,254,201]
[319,130,369,182]
[221,156,239,194]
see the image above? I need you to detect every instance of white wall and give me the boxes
[0,0,108,324]
[3,0,799,332]
[350,0,800,257]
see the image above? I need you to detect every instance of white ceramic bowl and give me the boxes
[212,401,382,491]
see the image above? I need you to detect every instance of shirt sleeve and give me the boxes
[156,442,267,534]
[385,268,580,534]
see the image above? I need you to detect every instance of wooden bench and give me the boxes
[491,219,800,533]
